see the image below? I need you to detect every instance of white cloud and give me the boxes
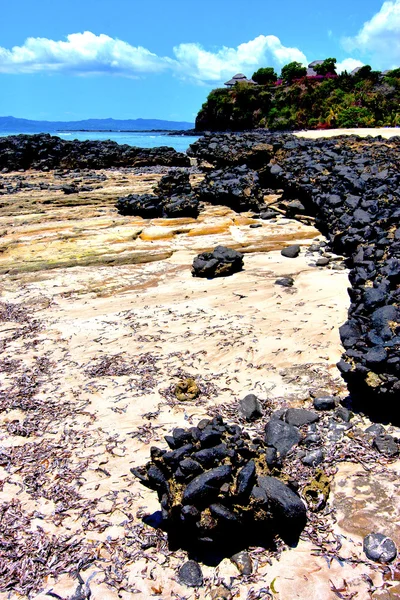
[0,31,174,75]
[343,0,400,68]
[335,58,364,73]
[173,35,307,83]
[0,31,307,83]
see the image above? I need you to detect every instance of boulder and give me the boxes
[192,246,244,279]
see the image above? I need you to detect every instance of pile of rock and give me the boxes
[190,131,400,413]
[195,165,265,212]
[262,135,400,407]
[154,169,192,198]
[131,414,308,553]
[188,131,275,168]
[116,168,200,218]
[0,134,190,171]
[192,246,244,278]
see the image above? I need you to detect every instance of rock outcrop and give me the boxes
[0,134,190,171]
[189,132,400,417]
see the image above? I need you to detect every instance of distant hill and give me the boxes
[0,116,195,132]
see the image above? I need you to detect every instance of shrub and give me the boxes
[252,67,277,85]
[336,106,375,128]
[281,62,307,83]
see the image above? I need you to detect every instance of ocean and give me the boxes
[0,130,199,153]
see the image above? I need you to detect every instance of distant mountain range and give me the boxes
[0,116,195,132]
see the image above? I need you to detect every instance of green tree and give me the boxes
[252,67,277,85]
[336,106,375,128]
[387,68,400,78]
[280,61,307,83]
[353,65,380,84]
[314,58,337,76]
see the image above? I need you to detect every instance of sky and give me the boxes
[1,0,400,123]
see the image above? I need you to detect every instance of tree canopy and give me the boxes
[280,62,307,83]
[252,67,277,85]
[314,58,337,76]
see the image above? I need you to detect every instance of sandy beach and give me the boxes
[0,153,399,599]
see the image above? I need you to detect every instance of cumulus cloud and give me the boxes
[173,35,307,83]
[0,31,307,83]
[335,58,364,73]
[0,31,174,75]
[343,0,400,68]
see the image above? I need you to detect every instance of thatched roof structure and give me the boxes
[224,73,257,86]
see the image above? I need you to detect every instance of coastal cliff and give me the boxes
[195,70,400,131]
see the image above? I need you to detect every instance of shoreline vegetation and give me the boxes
[195,59,400,132]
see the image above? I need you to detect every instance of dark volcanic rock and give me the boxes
[192,245,243,278]
[373,434,398,456]
[0,133,189,171]
[195,165,264,212]
[154,169,191,197]
[116,194,163,218]
[190,131,400,414]
[313,396,336,411]
[132,415,309,553]
[302,448,324,467]
[281,245,300,258]
[258,476,306,525]
[275,277,294,287]
[264,419,301,457]
[182,465,232,505]
[284,408,319,427]
[363,533,397,563]
[239,394,263,421]
[178,560,204,587]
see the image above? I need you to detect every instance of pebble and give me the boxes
[302,448,324,467]
[363,533,397,563]
[281,244,300,258]
[313,396,336,410]
[239,393,263,421]
[231,551,253,575]
[373,434,398,457]
[275,277,294,287]
[178,560,204,587]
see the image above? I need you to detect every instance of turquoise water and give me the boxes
[0,130,199,153]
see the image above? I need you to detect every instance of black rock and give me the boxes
[178,560,204,587]
[236,460,256,497]
[373,434,398,457]
[281,245,300,258]
[301,448,324,467]
[239,394,263,421]
[231,551,253,575]
[182,465,232,505]
[275,277,294,287]
[363,533,397,563]
[365,423,385,436]
[316,257,330,266]
[313,396,336,411]
[209,503,239,523]
[192,245,244,279]
[258,476,306,524]
[264,419,301,457]
[195,165,264,212]
[335,407,352,422]
[154,169,191,198]
[199,429,222,448]
[284,408,319,427]
[260,209,278,220]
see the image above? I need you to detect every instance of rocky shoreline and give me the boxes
[0,133,189,171]
[0,130,399,599]
[187,132,400,420]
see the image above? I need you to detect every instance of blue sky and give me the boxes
[1,0,399,123]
